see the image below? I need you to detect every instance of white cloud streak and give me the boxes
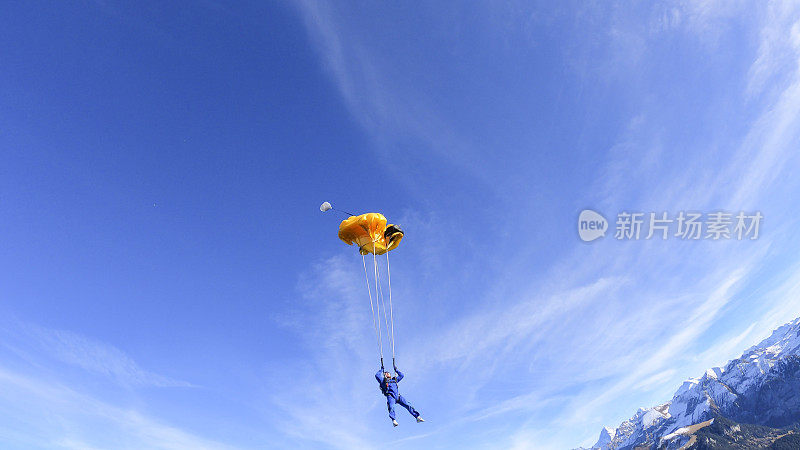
[0,367,223,450]
[0,318,192,388]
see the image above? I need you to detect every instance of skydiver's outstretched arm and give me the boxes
[375,368,384,383]
[395,368,404,382]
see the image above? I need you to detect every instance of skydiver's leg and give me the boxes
[396,395,420,418]
[386,395,397,421]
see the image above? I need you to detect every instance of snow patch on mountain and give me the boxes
[590,426,616,449]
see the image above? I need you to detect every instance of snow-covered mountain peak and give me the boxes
[703,367,723,380]
[739,317,800,362]
[590,427,615,449]
[586,316,800,450]
[672,378,700,397]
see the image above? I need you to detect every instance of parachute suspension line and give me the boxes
[372,241,390,368]
[362,254,383,365]
[386,250,396,365]
[373,247,392,367]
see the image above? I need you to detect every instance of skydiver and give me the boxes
[375,364,424,426]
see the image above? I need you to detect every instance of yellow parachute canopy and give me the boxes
[338,213,404,255]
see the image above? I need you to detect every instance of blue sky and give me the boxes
[2,1,800,449]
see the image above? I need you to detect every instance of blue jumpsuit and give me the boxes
[375,368,420,421]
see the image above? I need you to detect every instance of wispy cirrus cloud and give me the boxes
[0,367,226,450]
[290,0,504,192]
[0,318,192,388]
[0,318,219,449]
[31,326,192,388]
